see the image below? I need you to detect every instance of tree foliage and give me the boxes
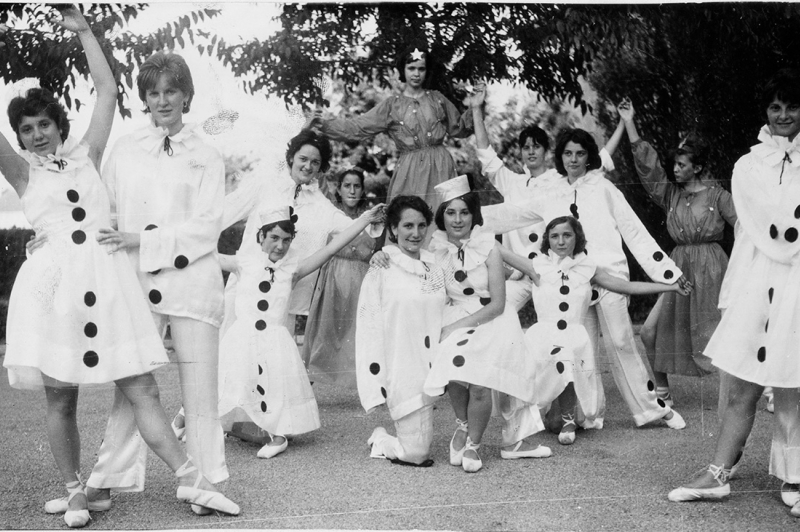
[0,4,219,117]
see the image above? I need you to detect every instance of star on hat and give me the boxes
[410,48,424,61]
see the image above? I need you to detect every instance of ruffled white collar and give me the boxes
[133,120,200,155]
[535,250,595,279]
[384,244,436,276]
[750,125,800,169]
[429,224,495,270]
[20,136,87,173]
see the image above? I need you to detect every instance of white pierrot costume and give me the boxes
[356,245,446,420]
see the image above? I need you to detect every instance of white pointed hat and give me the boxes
[434,174,470,203]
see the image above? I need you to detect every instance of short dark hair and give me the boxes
[760,68,800,116]
[7,88,70,150]
[396,42,430,85]
[540,216,587,257]
[137,52,195,113]
[333,167,367,210]
[434,191,483,231]
[385,195,433,243]
[518,125,549,151]
[257,220,296,243]
[286,128,332,174]
[554,129,602,176]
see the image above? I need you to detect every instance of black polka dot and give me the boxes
[454,270,467,282]
[528,252,538,259]
[528,233,538,243]
[769,287,774,303]
[559,302,569,312]
[84,291,96,307]
[757,346,766,362]
[71,230,86,245]
[663,270,674,280]
[765,320,769,333]
[653,251,664,262]
[145,224,158,231]
[466,330,475,335]
[174,255,189,269]
[257,300,269,311]
[255,320,267,331]
[479,297,491,306]
[290,214,299,224]
[551,347,561,355]
[149,269,161,276]
[453,355,465,367]
[381,387,387,398]
[786,228,798,243]
[560,286,570,295]
[647,380,655,392]
[369,363,381,375]
[796,205,800,219]
[591,289,599,301]
[148,289,162,304]
[260,401,267,412]
[84,322,97,338]
[83,350,99,367]
[657,398,666,408]
[66,189,79,203]
[259,281,271,293]
[770,224,778,239]
[256,384,265,395]
[258,365,263,375]
[71,207,86,222]
[424,336,431,348]
[557,320,567,330]
[457,339,469,346]
[463,287,475,296]
[556,361,564,374]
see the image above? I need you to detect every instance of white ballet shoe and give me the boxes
[45,492,111,514]
[191,504,213,516]
[668,464,731,502]
[171,408,186,441]
[501,441,552,459]
[62,480,90,528]
[558,413,577,445]
[449,419,468,466]
[661,408,686,430]
[461,437,482,473]
[175,459,240,515]
[368,427,388,459]
[782,483,800,507]
[256,435,288,459]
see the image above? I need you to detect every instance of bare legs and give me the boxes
[449,382,492,462]
[44,381,86,514]
[640,298,670,391]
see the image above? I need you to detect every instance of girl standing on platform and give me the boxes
[500,216,690,445]
[218,203,384,459]
[303,168,377,386]
[1,7,237,525]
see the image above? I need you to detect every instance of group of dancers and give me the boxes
[3,5,800,527]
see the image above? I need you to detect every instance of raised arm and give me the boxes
[55,6,116,168]
[593,267,691,296]
[497,244,540,285]
[468,83,490,150]
[604,118,626,158]
[294,204,385,281]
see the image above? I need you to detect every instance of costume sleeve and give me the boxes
[605,184,682,283]
[481,201,544,235]
[436,91,474,139]
[222,172,260,231]
[716,187,738,226]
[139,149,225,273]
[322,98,392,142]
[355,267,388,414]
[100,141,120,230]
[476,146,526,198]
[599,147,615,172]
[630,139,672,211]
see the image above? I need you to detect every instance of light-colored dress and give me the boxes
[303,204,376,386]
[4,138,167,389]
[356,245,446,420]
[708,126,800,388]
[423,226,535,403]
[525,251,603,429]
[631,139,736,376]
[322,90,473,208]
[218,248,320,436]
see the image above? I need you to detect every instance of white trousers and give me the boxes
[495,391,546,446]
[770,388,800,483]
[584,291,669,426]
[87,315,228,491]
[372,404,434,465]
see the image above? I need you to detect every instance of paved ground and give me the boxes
[0,336,794,531]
